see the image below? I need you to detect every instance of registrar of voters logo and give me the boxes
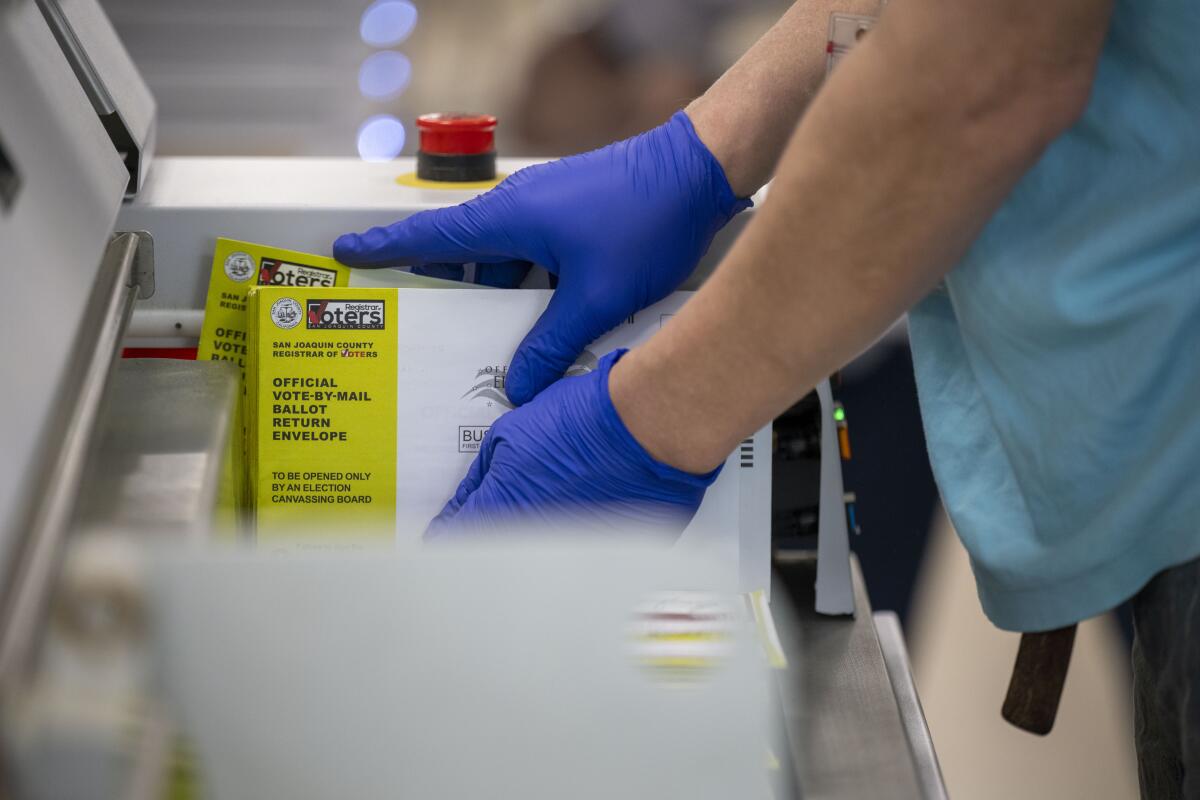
[305,299,385,330]
[270,297,303,329]
[223,251,255,283]
[258,258,338,288]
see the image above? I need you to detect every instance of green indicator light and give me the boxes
[834,407,845,422]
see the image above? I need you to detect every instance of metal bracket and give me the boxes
[127,229,155,299]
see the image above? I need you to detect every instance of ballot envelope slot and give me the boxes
[0,131,18,213]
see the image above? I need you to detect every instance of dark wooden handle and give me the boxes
[1001,625,1078,735]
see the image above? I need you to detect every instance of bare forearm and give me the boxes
[614,0,1111,474]
[687,0,883,196]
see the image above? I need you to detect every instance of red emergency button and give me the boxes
[416,113,498,182]
[416,113,497,156]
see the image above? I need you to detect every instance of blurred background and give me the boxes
[99,0,1138,795]
[100,0,785,158]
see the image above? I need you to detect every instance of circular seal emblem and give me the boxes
[223,251,255,283]
[270,297,303,330]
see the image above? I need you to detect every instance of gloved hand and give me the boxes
[425,350,720,538]
[333,111,750,406]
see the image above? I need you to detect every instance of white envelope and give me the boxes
[393,289,771,590]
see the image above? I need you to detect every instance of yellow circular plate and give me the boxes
[394,172,507,191]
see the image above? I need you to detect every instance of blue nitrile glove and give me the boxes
[425,350,721,538]
[333,111,750,406]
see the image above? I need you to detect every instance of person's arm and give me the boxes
[611,0,1113,474]
[688,0,883,196]
[336,2,881,406]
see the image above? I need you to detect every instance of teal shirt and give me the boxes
[908,0,1200,632]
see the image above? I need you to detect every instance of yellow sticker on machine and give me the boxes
[246,287,397,538]
[198,238,351,375]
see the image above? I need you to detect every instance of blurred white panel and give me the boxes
[150,544,772,800]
